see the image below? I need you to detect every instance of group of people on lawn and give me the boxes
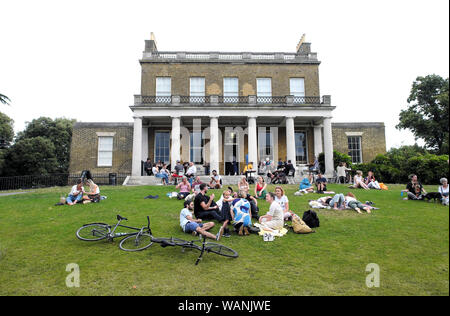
[179,180,292,241]
[402,174,449,205]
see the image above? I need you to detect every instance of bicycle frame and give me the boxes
[107,215,150,241]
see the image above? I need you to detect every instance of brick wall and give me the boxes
[332,123,386,163]
[68,123,133,174]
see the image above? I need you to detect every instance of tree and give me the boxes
[0,112,14,149]
[0,93,11,105]
[3,137,59,176]
[15,117,76,173]
[396,75,449,154]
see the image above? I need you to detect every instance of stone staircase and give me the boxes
[123,174,302,186]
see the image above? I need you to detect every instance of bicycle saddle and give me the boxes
[117,215,128,221]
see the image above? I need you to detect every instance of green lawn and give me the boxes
[0,184,448,296]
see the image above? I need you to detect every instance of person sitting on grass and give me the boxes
[258,192,284,231]
[254,176,267,199]
[274,186,294,220]
[179,200,220,240]
[238,176,250,195]
[403,174,427,200]
[193,183,223,222]
[364,171,381,190]
[315,172,328,194]
[344,192,371,214]
[296,175,314,195]
[191,176,203,194]
[176,176,191,200]
[353,170,369,190]
[209,170,222,189]
[82,179,100,204]
[66,179,85,205]
[231,190,253,236]
[439,178,449,206]
[215,190,234,238]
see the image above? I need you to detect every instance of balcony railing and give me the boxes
[134,95,329,106]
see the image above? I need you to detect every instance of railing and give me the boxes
[136,95,328,106]
[142,51,318,62]
[0,173,130,191]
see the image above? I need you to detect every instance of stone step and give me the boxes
[123,175,301,186]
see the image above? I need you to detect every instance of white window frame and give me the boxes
[156,77,171,103]
[97,136,113,167]
[223,77,239,103]
[294,130,308,165]
[290,78,305,103]
[348,136,363,164]
[190,77,205,103]
[154,131,170,164]
[256,78,272,103]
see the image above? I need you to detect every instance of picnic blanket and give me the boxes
[254,223,288,238]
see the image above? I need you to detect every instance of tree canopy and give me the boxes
[396,74,449,154]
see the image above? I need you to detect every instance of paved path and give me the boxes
[0,191,30,197]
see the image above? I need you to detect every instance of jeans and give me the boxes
[329,194,345,208]
[155,173,169,183]
[347,200,365,210]
[66,194,82,204]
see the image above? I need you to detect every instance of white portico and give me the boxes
[130,96,335,179]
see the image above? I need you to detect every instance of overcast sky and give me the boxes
[1,0,449,150]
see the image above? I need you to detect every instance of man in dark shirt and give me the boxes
[194,183,222,221]
[315,172,328,193]
[143,158,153,176]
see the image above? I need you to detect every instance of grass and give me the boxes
[0,183,448,296]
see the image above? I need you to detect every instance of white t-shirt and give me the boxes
[152,167,159,175]
[187,165,197,175]
[179,208,193,232]
[275,195,289,211]
[268,201,284,223]
[69,185,84,196]
[439,185,449,197]
[336,166,349,177]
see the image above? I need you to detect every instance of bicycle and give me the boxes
[76,214,153,250]
[76,215,238,265]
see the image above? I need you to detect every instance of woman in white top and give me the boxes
[439,178,449,206]
[82,179,100,203]
[274,186,292,220]
[238,177,249,194]
[353,170,369,190]
[336,162,351,184]
[259,192,284,231]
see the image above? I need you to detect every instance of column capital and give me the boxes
[248,116,258,120]
[209,115,219,119]
[133,115,143,120]
[285,115,296,119]
[170,115,181,119]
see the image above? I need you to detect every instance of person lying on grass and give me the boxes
[66,179,85,205]
[258,192,284,232]
[345,192,371,214]
[82,179,100,204]
[179,200,220,240]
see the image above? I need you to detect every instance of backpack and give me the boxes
[302,210,320,228]
[291,214,313,234]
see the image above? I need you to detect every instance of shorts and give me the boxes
[184,221,203,233]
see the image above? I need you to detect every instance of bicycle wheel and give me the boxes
[76,223,110,241]
[119,233,153,252]
[205,242,238,258]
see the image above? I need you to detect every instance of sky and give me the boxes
[1,0,449,150]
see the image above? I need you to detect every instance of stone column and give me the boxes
[209,116,220,173]
[171,116,181,171]
[142,126,149,161]
[247,116,258,168]
[286,116,296,165]
[132,116,143,176]
[314,126,323,158]
[323,117,334,177]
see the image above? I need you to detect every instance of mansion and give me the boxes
[68,35,386,181]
